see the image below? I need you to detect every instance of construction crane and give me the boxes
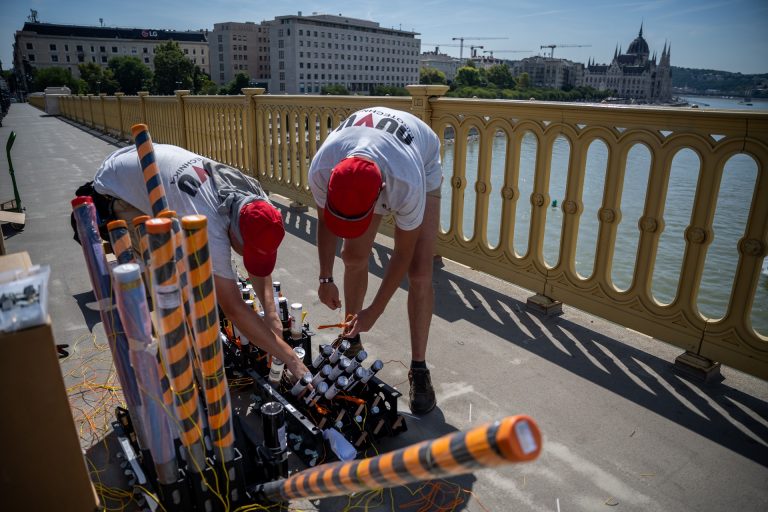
[469,45,484,58]
[423,43,462,54]
[452,36,508,60]
[483,49,533,59]
[539,44,591,58]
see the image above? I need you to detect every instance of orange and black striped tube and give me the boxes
[157,210,198,390]
[182,214,235,462]
[252,415,542,502]
[132,215,154,304]
[132,215,152,270]
[131,124,169,216]
[107,220,135,265]
[157,211,191,310]
[146,217,207,472]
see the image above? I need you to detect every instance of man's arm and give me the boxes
[345,224,421,336]
[215,274,309,378]
[250,274,282,337]
[316,209,342,310]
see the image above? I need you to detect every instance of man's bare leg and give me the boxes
[407,195,440,361]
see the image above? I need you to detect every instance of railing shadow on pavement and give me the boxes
[57,115,128,149]
[277,204,768,469]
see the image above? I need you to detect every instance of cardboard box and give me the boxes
[0,252,99,511]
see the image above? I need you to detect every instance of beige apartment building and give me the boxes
[209,21,271,86]
[14,22,209,84]
[510,56,584,90]
[268,12,421,94]
[420,47,460,82]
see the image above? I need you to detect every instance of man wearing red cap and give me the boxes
[92,144,309,378]
[308,107,443,414]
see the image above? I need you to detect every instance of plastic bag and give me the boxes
[0,265,50,333]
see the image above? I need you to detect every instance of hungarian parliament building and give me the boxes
[470,25,673,103]
[582,25,672,102]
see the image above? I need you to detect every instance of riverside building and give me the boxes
[510,56,584,89]
[420,47,460,82]
[582,25,672,102]
[13,22,209,82]
[267,12,421,94]
[209,21,271,86]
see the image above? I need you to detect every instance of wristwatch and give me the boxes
[319,276,334,284]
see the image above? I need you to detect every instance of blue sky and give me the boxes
[2,0,767,75]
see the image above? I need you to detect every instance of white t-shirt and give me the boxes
[308,107,442,231]
[94,144,268,280]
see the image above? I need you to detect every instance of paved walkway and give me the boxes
[2,103,766,511]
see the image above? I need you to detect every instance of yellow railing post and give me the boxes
[99,93,107,133]
[86,94,95,128]
[526,129,563,317]
[115,92,125,139]
[138,91,149,125]
[174,90,190,149]
[242,88,265,178]
[406,85,449,127]
[405,85,450,248]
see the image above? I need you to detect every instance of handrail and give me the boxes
[49,88,768,380]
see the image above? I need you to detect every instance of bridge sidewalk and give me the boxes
[2,103,766,512]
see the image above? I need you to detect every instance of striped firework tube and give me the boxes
[132,215,152,271]
[158,210,201,393]
[146,217,207,473]
[71,197,142,415]
[182,215,235,462]
[113,263,178,485]
[157,211,192,314]
[131,123,169,216]
[107,220,135,265]
[254,415,542,502]
[133,215,174,410]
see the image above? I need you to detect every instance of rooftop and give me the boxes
[17,22,208,42]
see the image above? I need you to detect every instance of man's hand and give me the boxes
[318,282,342,310]
[344,306,381,338]
[285,355,311,383]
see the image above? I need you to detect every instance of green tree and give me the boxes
[486,64,515,89]
[371,85,409,96]
[152,41,194,94]
[516,72,531,90]
[221,72,251,95]
[454,66,484,88]
[108,56,152,94]
[420,67,447,85]
[321,84,350,95]
[32,67,79,92]
[77,62,118,94]
[192,66,217,95]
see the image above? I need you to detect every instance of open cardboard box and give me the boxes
[0,251,99,511]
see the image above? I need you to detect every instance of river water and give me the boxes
[440,96,768,335]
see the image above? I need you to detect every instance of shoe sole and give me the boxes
[410,401,437,415]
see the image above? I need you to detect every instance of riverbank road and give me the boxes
[2,103,766,511]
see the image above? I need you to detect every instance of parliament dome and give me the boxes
[627,25,650,55]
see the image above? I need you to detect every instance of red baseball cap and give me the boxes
[324,157,383,239]
[239,200,285,277]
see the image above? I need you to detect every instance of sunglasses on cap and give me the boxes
[325,180,386,222]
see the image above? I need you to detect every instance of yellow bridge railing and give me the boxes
[53,88,768,380]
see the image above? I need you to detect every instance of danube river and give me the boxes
[440,96,767,335]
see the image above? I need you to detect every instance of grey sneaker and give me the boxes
[408,368,436,414]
